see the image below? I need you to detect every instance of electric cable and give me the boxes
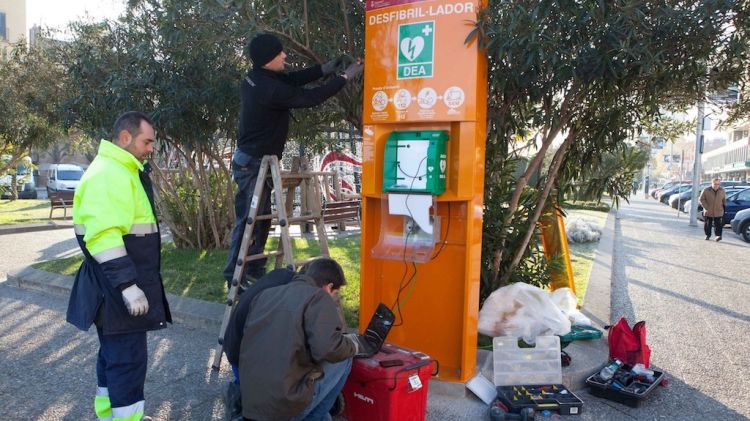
[390,156,427,327]
[430,201,451,260]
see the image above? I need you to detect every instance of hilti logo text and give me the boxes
[353,392,374,405]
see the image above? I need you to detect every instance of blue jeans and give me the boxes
[223,151,272,287]
[290,358,353,421]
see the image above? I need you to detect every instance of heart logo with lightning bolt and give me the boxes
[400,36,425,62]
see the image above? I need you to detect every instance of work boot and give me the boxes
[716,236,722,242]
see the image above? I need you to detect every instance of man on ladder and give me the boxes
[223,32,363,289]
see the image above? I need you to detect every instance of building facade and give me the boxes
[702,123,750,183]
[0,0,26,59]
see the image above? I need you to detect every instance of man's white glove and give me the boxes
[122,284,149,316]
[343,333,360,354]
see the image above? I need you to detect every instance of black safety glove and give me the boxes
[322,56,345,75]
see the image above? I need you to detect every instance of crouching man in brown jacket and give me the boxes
[238,257,359,421]
[699,177,727,241]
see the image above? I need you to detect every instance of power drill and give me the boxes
[489,406,535,421]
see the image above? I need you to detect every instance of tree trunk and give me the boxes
[499,128,577,285]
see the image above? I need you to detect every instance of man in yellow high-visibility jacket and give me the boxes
[67,111,171,421]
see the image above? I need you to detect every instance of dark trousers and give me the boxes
[96,328,148,409]
[223,156,272,287]
[704,216,723,237]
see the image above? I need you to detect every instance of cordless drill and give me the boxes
[489,406,535,421]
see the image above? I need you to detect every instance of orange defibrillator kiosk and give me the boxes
[359,0,487,383]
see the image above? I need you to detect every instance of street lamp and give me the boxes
[689,102,704,226]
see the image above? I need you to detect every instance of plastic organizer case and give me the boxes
[491,336,583,415]
[493,336,562,386]
[494,384,584,415]
[585,362,664,407]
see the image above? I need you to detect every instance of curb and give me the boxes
[0,221,74,235]
[6,266,225,333]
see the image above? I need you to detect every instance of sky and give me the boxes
[26,0,125,33]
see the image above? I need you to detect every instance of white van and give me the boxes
[47,164,84,194]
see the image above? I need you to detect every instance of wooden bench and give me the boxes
[49,190,75,219]
[321,199,361,230]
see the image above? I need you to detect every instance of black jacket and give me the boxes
[237,65,347,158]
[223,267,295,366]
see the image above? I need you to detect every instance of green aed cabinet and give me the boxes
[382,130,448,195]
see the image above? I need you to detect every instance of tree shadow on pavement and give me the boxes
[0,283,233,421]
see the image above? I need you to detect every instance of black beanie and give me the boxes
[249,33,283,68]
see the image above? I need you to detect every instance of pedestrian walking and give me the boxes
[67,112,171,421]
[699,177,727,241]
[224,33,364,289]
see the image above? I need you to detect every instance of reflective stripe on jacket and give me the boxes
[66,140,171,334]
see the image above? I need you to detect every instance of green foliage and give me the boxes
[0,40,64,185]
[475,0,748,298]
[233,0,365,141]
[480,155,552,303]
[556,142,649,208]
[56,0,366,248]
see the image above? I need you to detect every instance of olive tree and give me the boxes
[0,40,64,198]
[59,0,365,248]
[474,0,748,296]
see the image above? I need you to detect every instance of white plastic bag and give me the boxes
[550,287,592,327]
[478,283,571,343]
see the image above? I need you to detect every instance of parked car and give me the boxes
[722,187,750,224]
[0,156,37,199]
[46,164,84,195]
[670,189,694,210]
[651,181,687,199]
[659,184,691,204]
[730,208,750,242]
[676,184,750,211]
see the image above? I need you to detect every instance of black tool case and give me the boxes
[494,384,584,415]
[585,364,664,407]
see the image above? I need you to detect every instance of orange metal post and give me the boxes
[361,0,487,382]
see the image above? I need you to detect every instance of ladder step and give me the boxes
[249,214,319,224]
[252,213,279,222]
[287,215,321,224]
[242,251,283,263]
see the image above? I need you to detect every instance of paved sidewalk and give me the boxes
[604,195,750,419]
